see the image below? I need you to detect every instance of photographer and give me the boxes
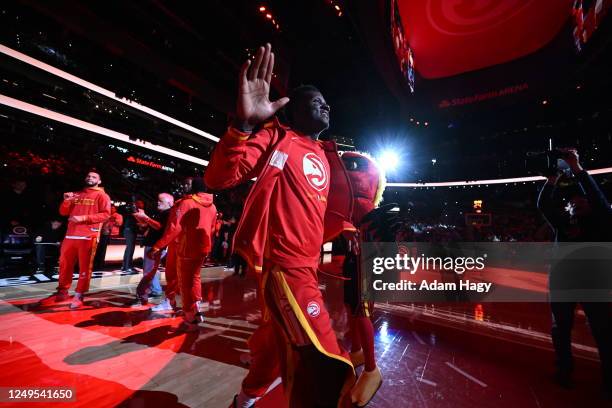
[119,198,146,273]
[130,193,174,306]
[537,148,611,394]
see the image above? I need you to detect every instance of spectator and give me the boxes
[1,178,33,228]
[33,217,66,272]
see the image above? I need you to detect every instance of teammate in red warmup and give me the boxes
[151,177,196,313]
[150,177,216,331]
[206,44,357,408]
[39,170,111,309]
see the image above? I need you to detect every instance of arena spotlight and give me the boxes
[378,150,400,171]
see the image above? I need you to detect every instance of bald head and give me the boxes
[157,193,174,211]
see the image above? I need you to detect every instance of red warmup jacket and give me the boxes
[205,119,355,273]
[153,193,217,258]
[59,187,111,238]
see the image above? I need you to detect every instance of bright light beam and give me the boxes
[0,43,219,143]
[0,93,209,166]
[386,168,612,188]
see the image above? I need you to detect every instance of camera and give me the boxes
[525,148,572,176]
[124,195,138,214]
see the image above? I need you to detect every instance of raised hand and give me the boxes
[558,148,582,173]
[235,43,289,130]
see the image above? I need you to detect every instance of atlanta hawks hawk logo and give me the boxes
[427,0,532,36]
[303,153,328,191]
[307,301,321,318]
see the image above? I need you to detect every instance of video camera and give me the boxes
[525,148,572,177]
[124,195,139,214]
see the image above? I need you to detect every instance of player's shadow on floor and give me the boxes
[13,290,139,314]
[115,390,190,408]
[63,325,189,365]
[64,320,252,367]
[75,309,167,328]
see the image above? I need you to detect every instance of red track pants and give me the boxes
[176,255,203,315]
[242,264,354,407]
[57,237,98,294]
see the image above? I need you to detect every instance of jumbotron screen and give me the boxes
[572,0,612,52]
[390,0,415,93]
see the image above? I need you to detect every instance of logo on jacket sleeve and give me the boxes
[306,301,321,317]
[303,153,328,191]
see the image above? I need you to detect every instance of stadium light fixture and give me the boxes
[378,150,400,172]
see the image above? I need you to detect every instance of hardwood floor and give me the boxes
[0,269,608,407]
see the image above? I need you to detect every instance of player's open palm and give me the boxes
[236,43,289,128]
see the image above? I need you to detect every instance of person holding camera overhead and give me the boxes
[537,148,612,396]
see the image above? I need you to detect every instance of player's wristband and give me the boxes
[226,126,252,141]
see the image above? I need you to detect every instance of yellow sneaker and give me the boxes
[351,366,382,407]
